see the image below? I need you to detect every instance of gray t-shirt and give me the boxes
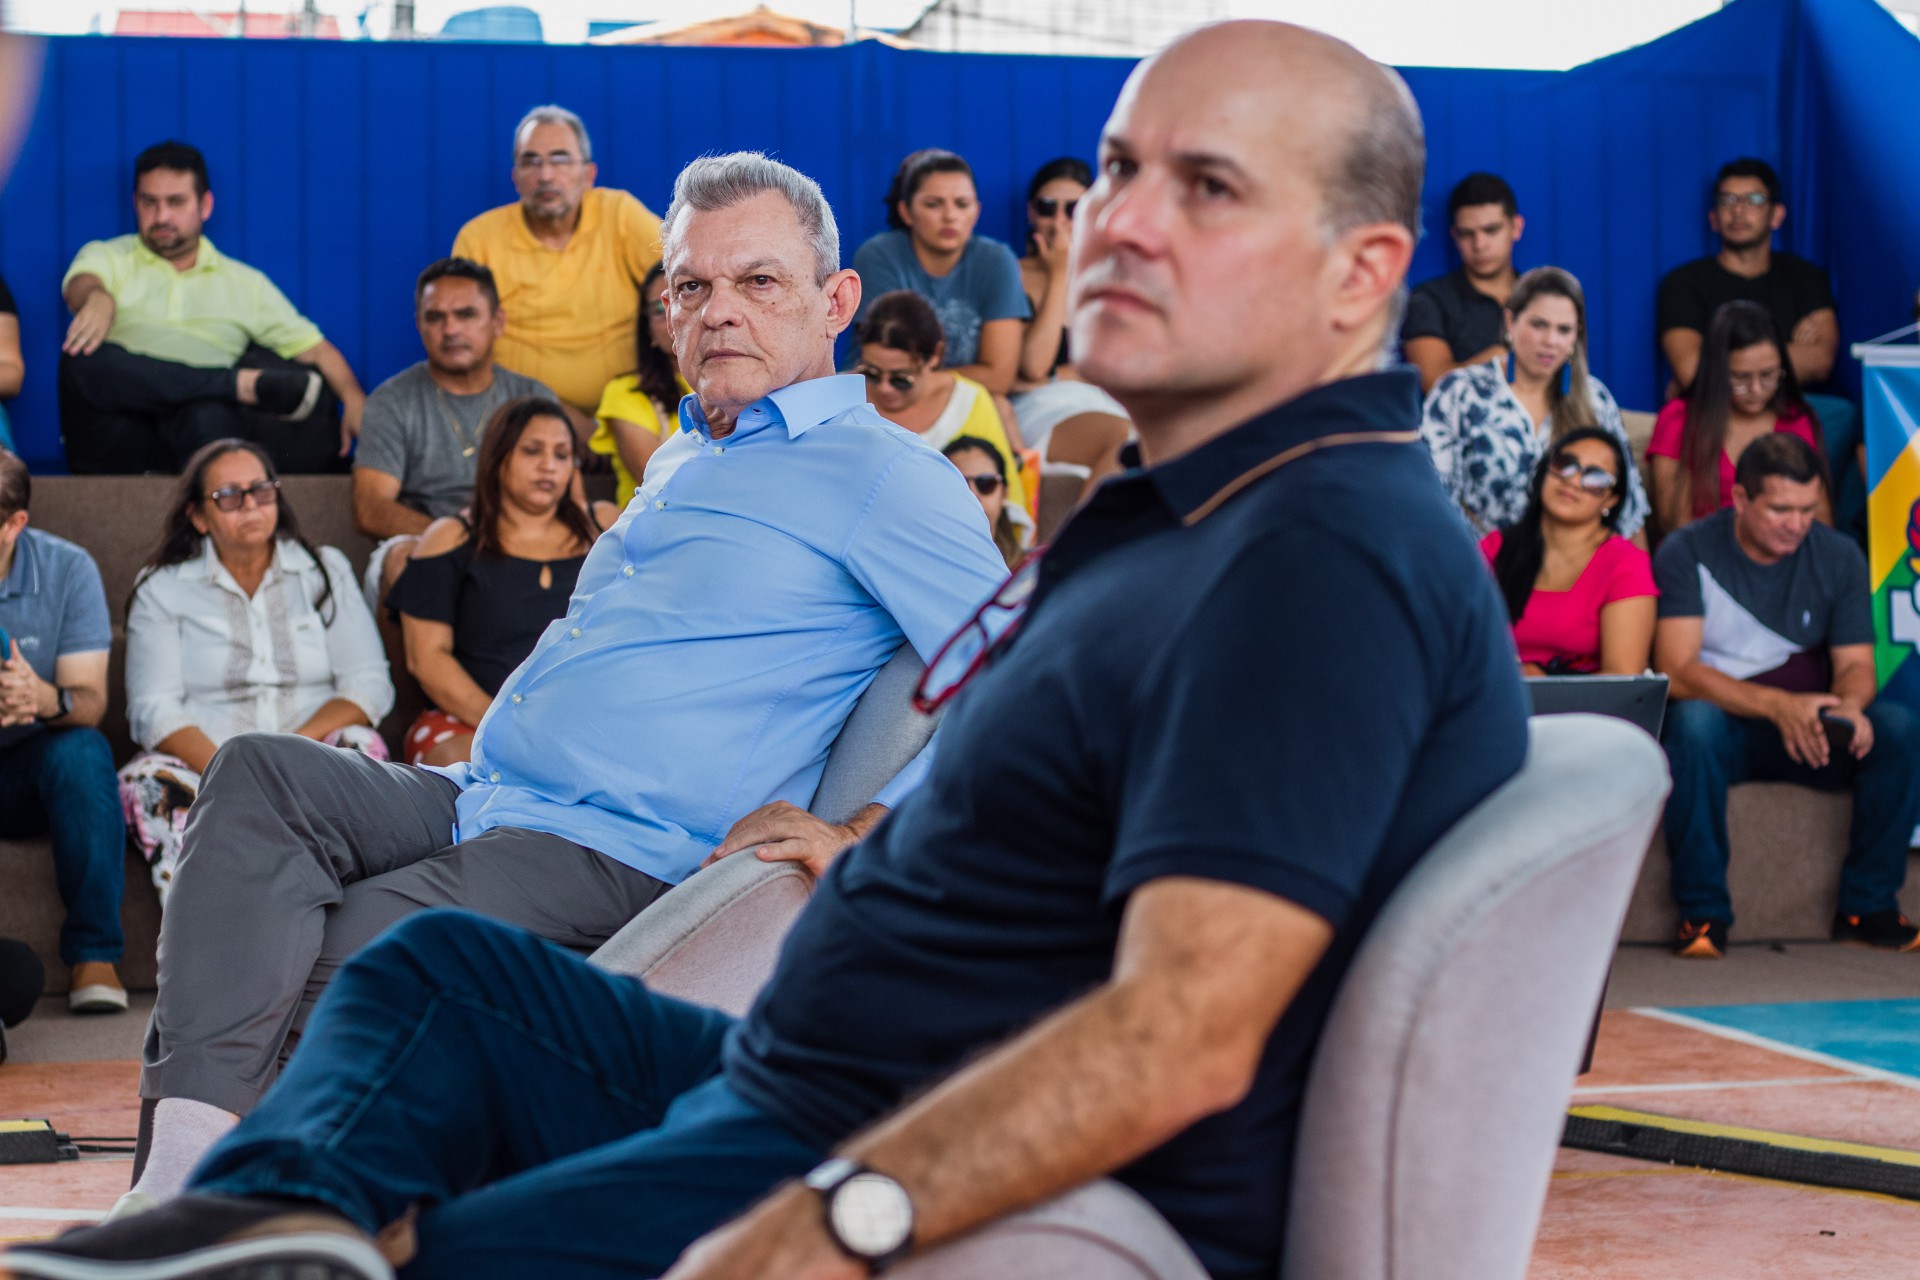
[851,229,1030,367]
[0,527,112,750]
[1654,508,1871,692]
[355,362,554,519]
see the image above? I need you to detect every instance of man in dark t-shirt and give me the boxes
[4,25,1531,1280]
[1656,157,1838,396]
[1401,171,1523,393]
[1653,434,1920,959]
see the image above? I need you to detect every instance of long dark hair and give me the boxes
[132,438,334,621]
[1024,156,1092,255]
[468,398,600,558]
[1681,300,1823,516]
[1492,427,1632,624]
[884,148,974,231]
[632,261,681,411]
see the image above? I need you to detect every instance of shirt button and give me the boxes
[623,565,635,577]
[653,499,667,510]
[712,446,725,455]
[510,693,523,704]
[570,627,582,638]
[489,771,501,783]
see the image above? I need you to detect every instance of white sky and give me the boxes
[7,0,1910,68]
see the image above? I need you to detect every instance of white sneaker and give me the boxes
[69,962,129,1014]
[104,1189,159,1222]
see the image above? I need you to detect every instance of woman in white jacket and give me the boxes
[120,439,393,901]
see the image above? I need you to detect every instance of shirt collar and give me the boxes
[1131,369,1423,525]
[0,527,38,600]
[198,536,288,590]
[677,374,868,442]
[135,234,224,275]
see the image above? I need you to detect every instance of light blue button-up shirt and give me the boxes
[434,374,1009,884]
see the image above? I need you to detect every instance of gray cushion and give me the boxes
[811,646,936,826]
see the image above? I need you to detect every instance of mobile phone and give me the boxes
[1820,710,1855,757]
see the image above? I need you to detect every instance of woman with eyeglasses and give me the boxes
[855,290,1035,554]
[1010,157,1132,492]
[590,261,689,509]
[1482,427,1657,675]
[1647,299,1828,535]
[1421,266,1648,539]
[851,149,1030,397]
[120,439,393,902]
[389,398,618,768]
[942,438,1022,568]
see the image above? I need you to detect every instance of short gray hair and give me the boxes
[659,152,841,286]
[1321,63,1425,242]
[513,105,591,162]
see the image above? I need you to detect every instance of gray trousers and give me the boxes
[139,733,668,1115]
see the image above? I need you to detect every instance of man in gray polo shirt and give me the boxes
[0,448,127,1011]
[351,258,553,601]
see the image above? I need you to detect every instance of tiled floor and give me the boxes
[5,949,1920,1273]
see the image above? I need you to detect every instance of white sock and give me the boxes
[128,1097,238,1201]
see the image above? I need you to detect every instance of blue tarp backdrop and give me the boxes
[0,0,1916,472]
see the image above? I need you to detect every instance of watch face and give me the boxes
[830,1172,914,1258]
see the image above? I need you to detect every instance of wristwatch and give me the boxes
[40,686,72,723]
[804,1158,915,1274]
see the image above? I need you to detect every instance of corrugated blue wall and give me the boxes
[0,0,1887,471]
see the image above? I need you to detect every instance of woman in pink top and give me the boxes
[1481,427,1657,674]
[1647,300,1828,533]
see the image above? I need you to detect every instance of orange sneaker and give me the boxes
[1674,919,1728,959]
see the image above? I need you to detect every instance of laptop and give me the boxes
[1525,674,1670,739]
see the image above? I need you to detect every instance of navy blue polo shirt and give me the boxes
[725,369,1530,1279]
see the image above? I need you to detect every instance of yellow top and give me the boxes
[452,187,664,413]
[61,234,322,368]
[922,375,1033,519]
[591,372,691,508]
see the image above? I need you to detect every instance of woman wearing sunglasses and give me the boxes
[942,438,1022,568]
[1010,157,1132,494]
[589,261,690,509]
[1482,427,1657,675]
[1421,265,1648,539]
[120,439,394,903]
[1646,299,1828,535]
[855,290,1036,553]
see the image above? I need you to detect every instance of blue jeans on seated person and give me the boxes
[192,911,826,1280]
[1660,697,1920,926]
[0,727,125,965]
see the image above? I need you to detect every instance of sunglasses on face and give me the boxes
[857,364,918,393]
[1548,457,1616,496]
[1032,197,1079,219]
[964,473,1004,496]
[204,479,280,512]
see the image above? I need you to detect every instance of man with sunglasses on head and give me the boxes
[1657,158,1838,398]
[6,26,1530,1280]
[452,106,663,438]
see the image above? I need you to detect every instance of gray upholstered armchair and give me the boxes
[594,709,1668,1280]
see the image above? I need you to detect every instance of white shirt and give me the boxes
[125,538,394,751]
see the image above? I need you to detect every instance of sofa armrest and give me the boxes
[890,1180,1207,1280]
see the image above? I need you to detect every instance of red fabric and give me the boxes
[404,708,476,766]
[1480,532,1658,673]
[1647,400,1821,518]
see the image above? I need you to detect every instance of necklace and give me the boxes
[432,386,483,458]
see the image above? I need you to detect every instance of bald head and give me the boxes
[1067,20,1424,459]
[1136,21,1424,241]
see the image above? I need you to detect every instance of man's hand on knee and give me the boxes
[703,801,886,880]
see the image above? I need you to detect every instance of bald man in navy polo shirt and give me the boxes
[5,22,1530,1280]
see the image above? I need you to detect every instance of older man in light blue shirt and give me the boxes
[127,152,1006,1200]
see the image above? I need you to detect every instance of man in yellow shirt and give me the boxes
[452,106,663,434]
[57,141,367,474]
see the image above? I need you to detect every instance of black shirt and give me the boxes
[386,540,585,698]
[0,273,15,316]
[1655,253,1836,379]
[1401,269,1507,362]
[724,370,1531,1279]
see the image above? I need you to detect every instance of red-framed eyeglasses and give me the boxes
[913,546,1046,714]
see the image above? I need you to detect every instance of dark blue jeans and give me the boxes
[0,727,125,965]
[192,911,827,1280]
[1660,698,1920,925]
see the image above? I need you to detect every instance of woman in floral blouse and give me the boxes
[1420,266,1648,539]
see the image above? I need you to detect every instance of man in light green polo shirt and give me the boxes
[56,141,368,474]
